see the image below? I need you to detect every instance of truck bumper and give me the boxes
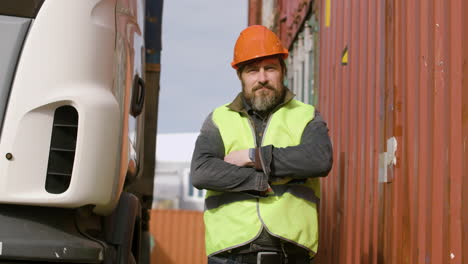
[0,204,104,263]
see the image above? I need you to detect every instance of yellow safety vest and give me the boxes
[204,99,320,257]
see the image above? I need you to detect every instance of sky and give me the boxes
[157,0,249,134]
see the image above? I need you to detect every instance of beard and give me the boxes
[243,83,284,112]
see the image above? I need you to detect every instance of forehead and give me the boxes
[243,57,281,68]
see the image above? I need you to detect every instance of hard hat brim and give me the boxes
[231,49,289,69]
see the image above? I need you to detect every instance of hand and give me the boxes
[259,185,274,196]
[224,149,254,167]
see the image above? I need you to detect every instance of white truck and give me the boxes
[0,0,161,263]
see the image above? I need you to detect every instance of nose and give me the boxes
[258,69,268,85]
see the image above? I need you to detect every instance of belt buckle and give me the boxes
[257,251,282,264]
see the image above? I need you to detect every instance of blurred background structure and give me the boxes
[149,1,247,263]
[151,0,468,263]
[153,132,204,211]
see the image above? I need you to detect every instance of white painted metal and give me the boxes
[378,137,398,183]
[304,24,314,104]
[286,22,316,105]
[261,0,276,30]
[0,0,143,215]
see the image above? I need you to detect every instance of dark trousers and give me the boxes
[208,255,240,264]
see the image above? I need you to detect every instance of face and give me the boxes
[240,57,285,112]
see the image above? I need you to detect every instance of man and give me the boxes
[191,25,333,264]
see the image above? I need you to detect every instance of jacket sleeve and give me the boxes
[259,111,333,180]
[191,112,270,192]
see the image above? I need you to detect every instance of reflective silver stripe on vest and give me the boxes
[270,184,320,206]
[205,184,319,210]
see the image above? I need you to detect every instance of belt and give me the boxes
[217,251,310,264]
[221,251,283,264]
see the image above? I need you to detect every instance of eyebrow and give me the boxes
[246,62,279,69]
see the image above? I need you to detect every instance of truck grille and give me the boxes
[45,106,78,194]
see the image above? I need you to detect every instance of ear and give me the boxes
[236,70,242,80]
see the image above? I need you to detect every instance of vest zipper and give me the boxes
[244,114,270,251]
[245,116,258,148]
[244,112,273,175]
[258,114,273,175]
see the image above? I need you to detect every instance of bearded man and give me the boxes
[191,25,333,264]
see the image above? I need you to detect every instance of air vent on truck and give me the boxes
[45,105,78,194]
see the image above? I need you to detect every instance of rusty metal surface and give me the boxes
[315,0,468,263]
[248,0,262,25]
[150,210,206,264]
[313,0,381,263]
[462,0,468,259]
[277,0,313,49]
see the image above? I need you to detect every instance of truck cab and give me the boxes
[0,0,161,263]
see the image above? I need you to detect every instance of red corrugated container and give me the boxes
[248,0,468,262]
[317,0,468,263]
[248,0,262,25]
[150,210,206,264]
[317,0,382,261]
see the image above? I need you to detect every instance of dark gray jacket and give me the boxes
[191,89,333,195]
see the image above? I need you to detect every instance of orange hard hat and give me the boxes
[231,25,288,69]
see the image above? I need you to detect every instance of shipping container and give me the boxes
[150,209,206,264]
[249,0,468,263]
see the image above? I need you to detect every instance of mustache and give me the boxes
[253,84,275,92]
